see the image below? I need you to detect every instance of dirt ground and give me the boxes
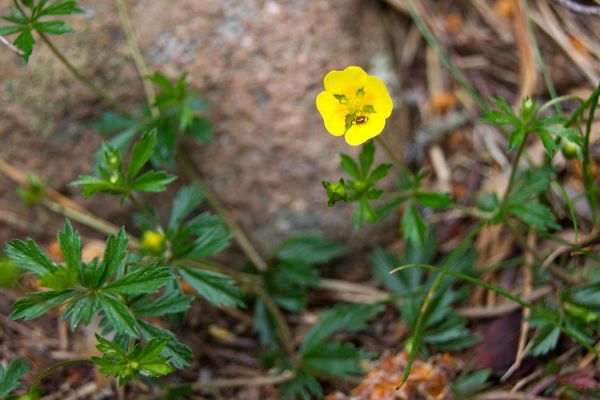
[0,0,400,255]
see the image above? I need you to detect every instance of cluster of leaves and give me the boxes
[95,72,213,167]
[322,141,391,228]
[252,235,346,345]
[482,98,582,157]
[272,303,384,399]
[0,0,83,62]
[5,220,192,383]
[71,130,176,200]
[134,184,243,308]
[323,141,452,248]
[371,233,479,354]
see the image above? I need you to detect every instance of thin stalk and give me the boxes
[375,137,412,176]
[37,32,138,120]
[536,95,583,116]
[114,0,159,118]
[391,263,600,357]
[500,136,528,210]
[175,147,269,272]
[29,359,93,394]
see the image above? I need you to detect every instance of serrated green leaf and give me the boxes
[98,293,137,336]
[301,303,384,352]
[530,324,560,356]
[0,25,25,36]
[62,293,99,330]
[401,202,428,248]
[5,238,57,275]
[452,369,490,397]
[14,29,34,63]
[96,228,128,287]
[302,342,369,377]
[253,299,278,346]
[279,368,322,400]
[340,153,361,180]
[40,0,84,16]
[181,226,231,259]
[507,201,558,230]
[274,261,320,287]
[368,163,392,182]
[104,267,172,294]
[130,170,176,192]
[169,184,204,229]
[57,220,82,279]
[34,20,74,34]
[132,291,193,317]
[128,130,157,181]
[415,191,453,208]
[0,359,29,398]
[178,267,243,308]
[359,141,375,175]
[10,290,75,320]
[136,319,192,368]
[276,235,345,265]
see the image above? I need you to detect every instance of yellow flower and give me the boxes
[316,66,393,146]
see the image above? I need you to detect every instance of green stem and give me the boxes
[375,137,412,176]
[391,263,600,357]
[29,359,93,394]
[500,136,528,210]
[37,32,138,120]
[536,95,583,116]
[175,147,269,272]
[114,0,159,118]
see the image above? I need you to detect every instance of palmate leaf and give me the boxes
[178,266,243,308]
[98,293,138,337]
[57,219,82,278]
[401,202,428,248]
[127,129,157,181]
[96,227,128,287]
[10,290,75,320]
[62,293,99,330]
[0,359,29,398]
[5,238,57,275]
[132,290,193,317]
[300,303,384,352]
[169,184,204,229]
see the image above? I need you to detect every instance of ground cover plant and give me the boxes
[1,0,600,399]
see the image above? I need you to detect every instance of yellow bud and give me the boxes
[141,230,166,255]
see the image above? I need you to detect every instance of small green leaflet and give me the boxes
[178,266,243,308]
[0,359,29,398]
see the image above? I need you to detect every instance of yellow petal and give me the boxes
[316,91,346,136]
[323,66,367,95]
[364,75,393,118]
[344,114,386,146]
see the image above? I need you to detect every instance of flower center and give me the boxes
[334,88,376,132]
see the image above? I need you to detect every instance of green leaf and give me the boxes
[274,261,320,287]
[415,191,453,208]
[276,235,345,265]
[0,25,25,36]
[530,324,560,356]
[340,153,361,180]
[508,127,526,151]
[62,293,99,330]
[136,319,192,368]
[98,293,137,336]
[302,342,369,377]
[34,20,74,34]
[70,175,116,198]
[401,202,428,248]
[96,228,128,287]
[253,299,278,345]
[40,0,84,15]
[368,163,392,182]
[104,267,172,294]
[507,201,558,230]
[452,369,490,397]
[370,247,421,295]
[181,226,231,259]
[132,291,193,317]
[279,368,322,400]
[0,359,29,398]
[10,290,75,320]
[178,267,243,308]
[359,141,375,175]
[57,220,82,278]
[128,130,157,181]
[169,184,204,229]
[94,112,139,133]
[301,303,383,352]
[130,170,176,192]
[14,28,34,63]
[5,238,57,275]
[185,117,213,143]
